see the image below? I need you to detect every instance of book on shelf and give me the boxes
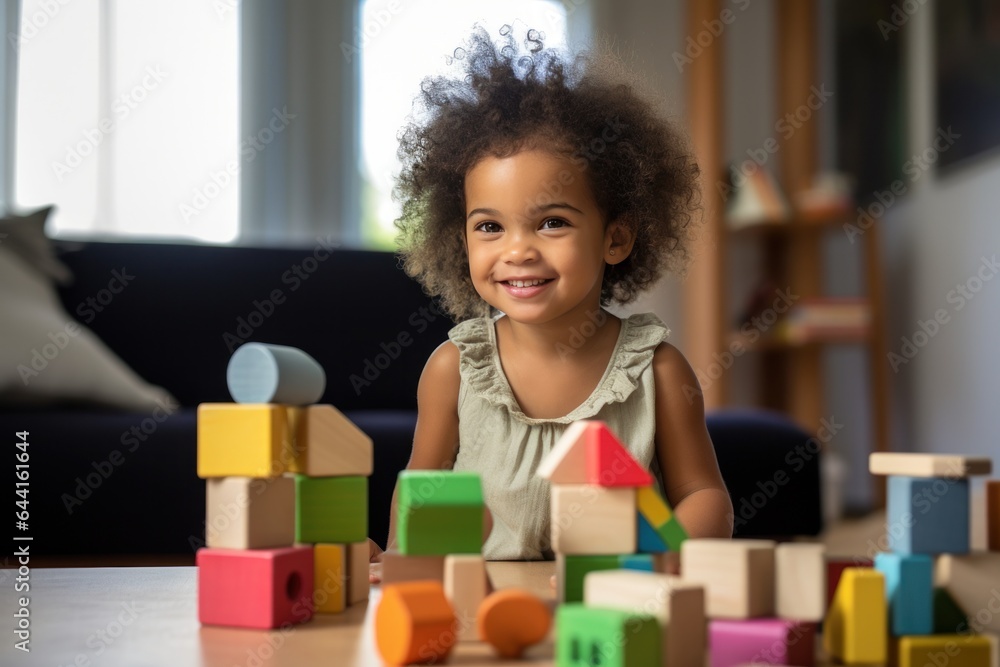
[774,297,870,343]
[724,164,790,230]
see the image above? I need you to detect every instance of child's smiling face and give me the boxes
[463,148,630,325]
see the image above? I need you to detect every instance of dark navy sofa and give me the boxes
[0,241,822,559]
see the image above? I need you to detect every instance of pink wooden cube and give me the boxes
[709,618,816,667]
[197,546,314,629]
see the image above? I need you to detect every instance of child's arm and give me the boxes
[371,341,461,566]
[652,343,735,540]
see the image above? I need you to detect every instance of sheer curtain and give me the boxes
[0,0,18,210]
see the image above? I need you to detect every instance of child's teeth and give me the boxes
[510,279,545,287]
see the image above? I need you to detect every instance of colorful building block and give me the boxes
[375,581,456,666]
[537,420,653,487]
[380,550,445,585]
[988,480,1000,551]
[557,554,620,603]
[638,512,668,553]
[556,604,661,667]
[294,475,367,543]
[286,404,373,477]
[823,568,887,664]
[618,554,655,572]
[680,539,775,619]
[197,404,290,478]
[709,618,815,667]
[935,553,1000,633]
[226,342,326,405]
[313,543,346,613]
[444,555,487,642]
[397,471,483,555]
[637,486,688,552]
[197,546,314,629]
[888,476,970,554]
[933,588,969,634]
[870,453,992,478]
[551,485,636,554]
[477,589,552,659]
[898,635,993,667]
[205,476,294,549]
[775,543,826,621]
[875,552,933,635]
[584,569,706,667]
[827,557,873,606]
[346,540,369,605]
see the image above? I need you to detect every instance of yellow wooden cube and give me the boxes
[898,635,992,667]
[824,568,887,664]
[197,404,291,478]
[313,544,346,614]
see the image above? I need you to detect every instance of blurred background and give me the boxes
[1,0,997,523]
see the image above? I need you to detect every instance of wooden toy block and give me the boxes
[827,557,873,606]
[556,604,661,667]
[538,420,653,487]
[477,589,552,659]
[638,511,668,553]
[443,555,487,642]
[870,453,993,478]
[313,543,346,613]
[708,618,815,667]
[988,480,1000,551]
[988,633,999,667]
[294,475,367,544]
[935,553,1000,633]
[637,486,689,552]
[375,581,456,666]
[197,546,313,629]
[823,568,887,664]
[227,342,326,405]
[557,553,620,603]
[205,476,294,549]
[380,550,446,585]
[397,470,483,555]
[775,543,825,621]
[551,485,636,554]
[285,404,373,477]
[888,475,970,554]
[346,540,369,605]
[875,552,933,635]
[584,569,706,667]
[205,477,295,549]
[898,634,993,667]
[680,539,775,619]
[934,588,970,634]
[618,554,655,572]
[197,404,291,478]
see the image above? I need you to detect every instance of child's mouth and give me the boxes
[500,279,553,297]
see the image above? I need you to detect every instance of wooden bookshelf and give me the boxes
[683,0,891,508]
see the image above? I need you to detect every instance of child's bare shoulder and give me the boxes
[651,341,700,388]
[419,340,461,388]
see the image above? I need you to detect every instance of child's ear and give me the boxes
[604,218,636,264]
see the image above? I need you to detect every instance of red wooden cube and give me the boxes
[709,618,816,667]
[197,546,314,629]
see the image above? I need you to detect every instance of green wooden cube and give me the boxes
[559,554,620,603]
[397,471,483,555]
[557,604,661,667]
[294,475,367,543]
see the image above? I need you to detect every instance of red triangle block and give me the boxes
[586,424,653,487]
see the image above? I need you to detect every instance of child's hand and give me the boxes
[368,538,384,584]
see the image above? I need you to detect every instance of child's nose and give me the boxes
[502,230,540,262]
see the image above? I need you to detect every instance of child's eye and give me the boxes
[475,221,502,234]
[542,218,568,229]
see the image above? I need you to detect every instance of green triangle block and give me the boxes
[656,517,688,552]
[397,471,484,555]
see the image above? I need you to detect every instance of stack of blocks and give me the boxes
[828,452,999,667]
[195,343,373,629]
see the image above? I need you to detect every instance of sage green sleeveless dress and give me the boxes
[447,312,671,560]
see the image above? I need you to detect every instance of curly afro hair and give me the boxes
[393,23,702,323]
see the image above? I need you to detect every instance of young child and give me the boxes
[369,24,733,580]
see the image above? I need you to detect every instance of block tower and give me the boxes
[196,342,373,629]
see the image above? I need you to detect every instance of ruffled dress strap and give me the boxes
[447,312,671,426]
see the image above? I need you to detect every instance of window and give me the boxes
[359,0,571,250]
[14,0,238,242]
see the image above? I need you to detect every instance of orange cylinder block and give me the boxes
[375,581,457,665]
[476,588,552,659]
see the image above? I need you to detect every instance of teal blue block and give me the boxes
[875,552,933,635]
[618,554,654,572]
[887,476,969,554]
[397,470,484,555]
[557,604,661,667]
[637,512,667,553]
